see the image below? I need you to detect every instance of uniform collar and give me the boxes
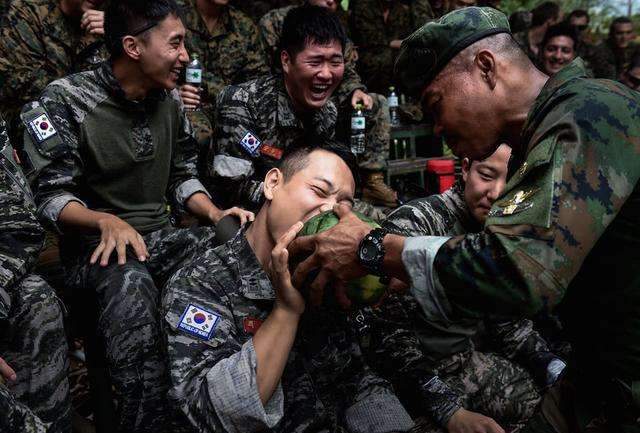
[96,62,167,107]
[276,76,337,133]
[230,229,276,301]
[521,58,587,153]
[182,1,234,40]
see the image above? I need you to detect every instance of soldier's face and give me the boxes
[281,40,345,112]
[569,16,588,33]
[542,36,576,76]
[308,0,338,12]
[137,15,189,90]
[422,65,504,161]
[462,143,511,223]
[263,150,355,241]
[613,23,634,48]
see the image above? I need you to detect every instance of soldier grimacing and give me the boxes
[290,7,640,432]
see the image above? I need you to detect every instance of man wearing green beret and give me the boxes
[289,6,640,432]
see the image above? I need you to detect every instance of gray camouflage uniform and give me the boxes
[359,182,546,431]
[21,63,214,433]
[163,229,415,433]
[0,117,71,433]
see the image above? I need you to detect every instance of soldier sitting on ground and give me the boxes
[176,0,269,170]
[259,0,399,208]
[163,143,414,432]
[359,144,564,433]
[21,0,252,431]
[0,116,71,433]
[0,0,109,144]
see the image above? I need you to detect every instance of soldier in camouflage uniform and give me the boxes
[350,0,433,95]
[292,7,640,432]
[176,0,269,170]
[21,1,252,431]
[259,1,398,208]
[0,117,71,432]
[359,145,564,433]
[0,0,108,144]
[512,1,562,67]
[163,145,414,432]
[588,17,639,80]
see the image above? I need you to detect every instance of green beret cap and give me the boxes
[395,7,511,96]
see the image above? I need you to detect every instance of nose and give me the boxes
[487,180,505,202]
[178,45,189,64]
[317,63,332,80]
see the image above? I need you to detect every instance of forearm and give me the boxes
[185,192,221,224]
[253,307,300,405]
[58,201,112,233]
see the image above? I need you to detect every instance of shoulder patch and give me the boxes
[177,304,221,340]
[239,131,261,157]
[28,112,57,143]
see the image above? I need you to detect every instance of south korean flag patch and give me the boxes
[28,113,57,143]
[239,131,261,157]
[178,304,220,340]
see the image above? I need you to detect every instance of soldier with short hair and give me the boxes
[163,144,414,433]
[512,1,562,65]
[589,16,639,80]
[0,0,109,144]
[259,1,399,208]
[21,1,252,431]
[0,117,71,433]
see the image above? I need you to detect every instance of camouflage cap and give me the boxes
[395,7,511,96]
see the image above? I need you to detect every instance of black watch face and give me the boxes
[361,241,378,262]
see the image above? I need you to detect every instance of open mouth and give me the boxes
[310,83,331,99]
[170,67,182,81]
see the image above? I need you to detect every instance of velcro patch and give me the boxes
[28,113,57,143]
[178,304,220,340]
[260,144,283,160]
[239,131,261,157]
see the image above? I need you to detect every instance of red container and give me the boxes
[426,159,456,193]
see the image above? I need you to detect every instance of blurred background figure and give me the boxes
[590,16,639,80]
[512,1,562,66]
[540,23,578,76]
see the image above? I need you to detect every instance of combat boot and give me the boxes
[361,171,399,208]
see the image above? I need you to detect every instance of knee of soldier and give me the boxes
[105,322,163,371]
[12,275,65,326]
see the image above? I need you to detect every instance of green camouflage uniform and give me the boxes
[177,0,269,160]
[587,39,640,80]
[21,63,215,433]
[233,0,298,23]
[163,229,414,433]
[350,0,433,94]
[404,59,640,432]
[394,8,640,430]
[259,4,391,171]
[207,74,337,209]
[358,182,545,431]
[0,0,106,144]
[0,118,71,433]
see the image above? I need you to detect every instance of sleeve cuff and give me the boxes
[38,194,86,233]
[402,236,453,323]
[174,178,210,207]
[206,339,284,432]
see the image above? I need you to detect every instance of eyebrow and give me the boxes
[313,177,355,206]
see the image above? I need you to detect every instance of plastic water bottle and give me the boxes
[388,86,400,127]
[350,104,366,155]
[185,54,202,111]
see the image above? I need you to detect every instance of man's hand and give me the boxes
[270,222,305,316]
[179,84,201,111]
[210,207,255,226]
[90,215,148,266]
[0,357,16,384]
[80,10,105,36]
[446,408,505,433]
[351,89,373,110]
[289,204,371,306]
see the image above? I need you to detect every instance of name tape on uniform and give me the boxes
[178,304,220,340]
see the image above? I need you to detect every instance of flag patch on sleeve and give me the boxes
[239,131,261,156]
[28,113,57,142]
[178,304,220,340]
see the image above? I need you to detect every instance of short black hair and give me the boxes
[610,16,633,34]
[509,10,532,34]
[542,23,579,52]
[280,137,360,189]
[279,5,347,60]
[568,9,589,24]
[531,2,560,28]
[104,0,180,58]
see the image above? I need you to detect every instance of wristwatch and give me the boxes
[357,227,388,276]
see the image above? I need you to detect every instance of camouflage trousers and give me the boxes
[335,93,391,171]
[66,225,215,433]
[0,274,71,433]
[414,350,542,433]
